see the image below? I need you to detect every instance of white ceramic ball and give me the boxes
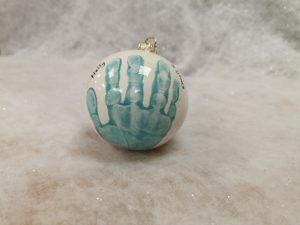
[87,50,188,150]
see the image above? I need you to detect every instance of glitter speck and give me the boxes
[96,197,102,201]
[227,195,231,199]
[2,107,6,111]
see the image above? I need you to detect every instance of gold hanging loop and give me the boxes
[138,37,158,54]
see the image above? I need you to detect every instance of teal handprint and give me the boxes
[87,55,180,150]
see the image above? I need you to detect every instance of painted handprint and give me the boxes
[87,55,180,150]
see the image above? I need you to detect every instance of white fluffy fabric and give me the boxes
[0,0,300,224]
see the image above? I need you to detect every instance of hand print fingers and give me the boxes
[168,79,180,121]
[144,61,172,136]
[105,58,122,124]
[125,55,144,106]
[105,58,122,106]
[119,55,145,134]
[87,88,128,147]
[149,60,171,112]
[87,88,103,133]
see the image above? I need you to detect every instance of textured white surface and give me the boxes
[1,0,300,224]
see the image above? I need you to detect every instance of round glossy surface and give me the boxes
[87,50,188,150]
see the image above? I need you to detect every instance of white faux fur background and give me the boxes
[0,0,300,224]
